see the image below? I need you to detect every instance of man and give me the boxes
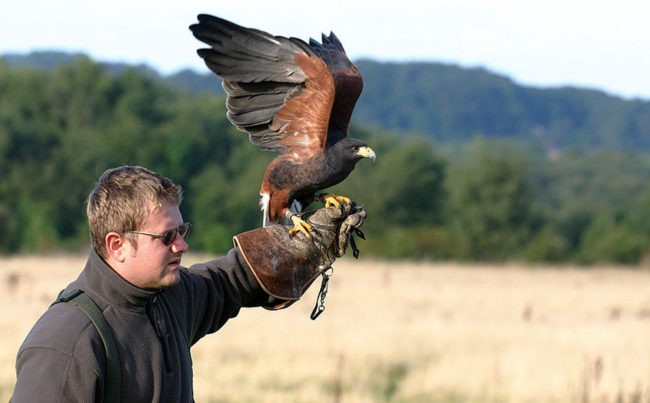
[12,165,365,402]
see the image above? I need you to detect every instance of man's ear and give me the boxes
[105,232,128,263]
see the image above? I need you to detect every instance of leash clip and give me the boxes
[310,266,334,320]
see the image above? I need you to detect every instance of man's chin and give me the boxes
[160,270,181,288]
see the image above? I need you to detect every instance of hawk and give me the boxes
[190,14,375,236]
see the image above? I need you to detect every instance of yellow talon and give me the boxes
[288,215,313,238]
[319,193,351,209]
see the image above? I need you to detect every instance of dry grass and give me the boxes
[2,254,650,402]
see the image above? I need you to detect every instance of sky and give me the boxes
[2,0,649,100]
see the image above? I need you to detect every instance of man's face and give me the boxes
[122,203,189,289]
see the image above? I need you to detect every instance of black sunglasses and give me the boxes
[126,222,192,246]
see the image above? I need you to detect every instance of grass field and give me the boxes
[1,254,649,402]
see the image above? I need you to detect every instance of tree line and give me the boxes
[2,57,650,264]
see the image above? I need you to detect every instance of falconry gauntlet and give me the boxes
[233,203,367,309]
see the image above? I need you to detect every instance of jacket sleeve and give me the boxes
[12,306,105,403]
[168,247,272,345]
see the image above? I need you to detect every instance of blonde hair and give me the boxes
[87,166,183,258]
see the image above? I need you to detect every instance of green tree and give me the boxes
[446,139,535,260]
[577,215,646,264]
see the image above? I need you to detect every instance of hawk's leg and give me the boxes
[288,214,313,238]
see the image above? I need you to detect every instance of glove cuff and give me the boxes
[233,225,332,309]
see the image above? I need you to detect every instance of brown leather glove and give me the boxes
[233,202,367,310]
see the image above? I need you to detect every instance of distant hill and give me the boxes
[2,51,160,77]
[1,51,222,94]
[2,51,84,70]
[353,60,650,152]
[166,68,222,94]
[4,51,649,152]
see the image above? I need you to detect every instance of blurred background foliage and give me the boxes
[2,54,650,264]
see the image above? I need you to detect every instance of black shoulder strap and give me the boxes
[53,289,122,403]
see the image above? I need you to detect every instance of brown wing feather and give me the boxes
[273,54,334,158]
[309,33,363,143]
[190,14,334,157]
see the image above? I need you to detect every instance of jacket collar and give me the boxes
[73,248,159,310]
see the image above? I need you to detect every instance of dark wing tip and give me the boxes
[189,13,219,31]
[311,31,345,52]
[323,32,344,51]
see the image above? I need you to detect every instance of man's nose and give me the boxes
[171,235,189,254]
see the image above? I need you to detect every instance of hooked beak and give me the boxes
[357,146,376,162]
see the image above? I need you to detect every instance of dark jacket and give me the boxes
[12,247,266,402]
